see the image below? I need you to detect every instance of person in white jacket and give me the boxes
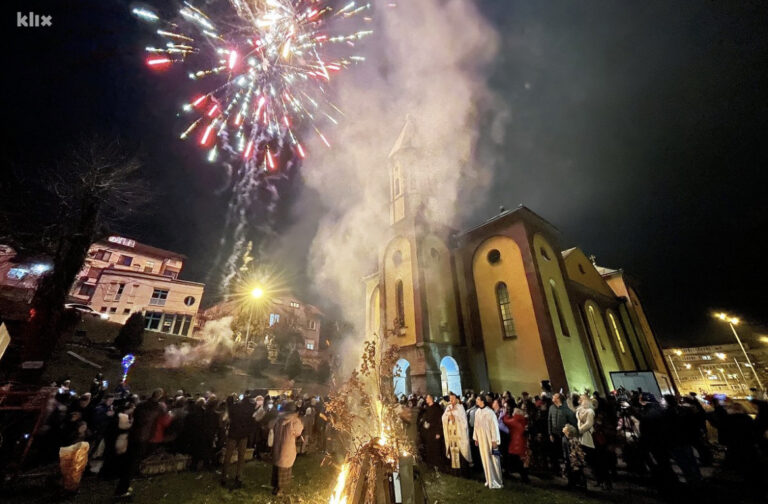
[473,396,503,489]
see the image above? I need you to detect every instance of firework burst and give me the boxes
[133,0,372,171]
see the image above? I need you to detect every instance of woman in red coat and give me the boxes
[502,407,530,483]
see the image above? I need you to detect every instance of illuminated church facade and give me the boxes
[364,119,673,397]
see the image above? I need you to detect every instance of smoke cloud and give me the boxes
[164,316,235,367]
[277,1,502,357]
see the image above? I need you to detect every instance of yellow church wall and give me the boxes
[584,300,622,387]
[564,250,615,298]
[605,308,636,370]
[421,234,460,345]
[365,281,381,338]
[533,235,597,392]
[627,287,666,373]
[472,236,549,393]
[383,236,417,346]
[617,304,650,369]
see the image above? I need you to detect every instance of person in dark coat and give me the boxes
[202,398,222,468]
[115,388,165,498]
[221,394,255,488]
[185,398,207,470]
[419,394,444,469]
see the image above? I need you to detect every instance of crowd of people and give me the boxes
[398,384,768,498]
[35,375,326,498]
[16,374,768,500]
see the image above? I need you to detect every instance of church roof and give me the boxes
[388,114,418,158]
[458,204,560,237]
[561,247,577,258]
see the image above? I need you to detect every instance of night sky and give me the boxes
[5,1,768,347]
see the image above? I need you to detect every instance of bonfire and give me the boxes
[324,339,425,504]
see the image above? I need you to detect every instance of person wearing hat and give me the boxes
[271,400,303,496]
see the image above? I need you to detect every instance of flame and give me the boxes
[328,463,350,504]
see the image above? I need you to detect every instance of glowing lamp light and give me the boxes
[674,349,682,356]
[684,363,692,369]
[251,286,264,299]
[715,352,726,360]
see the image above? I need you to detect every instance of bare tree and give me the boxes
[2,138,149,377]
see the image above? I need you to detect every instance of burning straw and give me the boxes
[324,338,414,504]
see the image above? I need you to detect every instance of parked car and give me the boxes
[64,303,108,320]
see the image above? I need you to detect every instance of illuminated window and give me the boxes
[702,355,712,360]
[290,301,300,309]
[7,268,28,280]
[548,279,569,337]
[305,340,315,350]
[117,255,133,266]
[587,305,605,350]
[608,312,626,354]
[269,313,280,326]
[496,282,517,339]
[143,261,155,273]
[308,319,317,330]
[115,283,126,301]
[396,280,405,326]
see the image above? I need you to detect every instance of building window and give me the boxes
[549,279,569,337]
[94,250,111,261]
[150,289,169,306]
[430,248,440,261]
[290,301,300,309]
[163,270,178,279]
[496,282,517,338]
[161,313,174,333]
[587,305,605,350]
[395,280,405,327]
[144,261,155,273]
[79,284,96,297]
[183,296,196,307]
[308,319,317,330]
[100,306,107,313]
[608,312,626,354]
[578,264,586,274]
[123,308,130,315]
[144,311,162,330]
[305,340,315,350]
[181,315,192,336]
[702,355,712,360]
[269,313,280,326]
[487,249,501,264]
[115,283,126,301]
[540,247,551,261]
[109,307,117,313]
[117,255,133,266]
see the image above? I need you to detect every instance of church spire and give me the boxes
[388,114,419,158]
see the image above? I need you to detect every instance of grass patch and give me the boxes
[6,455,607,504]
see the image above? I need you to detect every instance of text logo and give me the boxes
[17,12,53,28]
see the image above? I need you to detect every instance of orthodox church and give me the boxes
[364,118,673,397]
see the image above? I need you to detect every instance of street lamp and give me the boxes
[715,312,764,393]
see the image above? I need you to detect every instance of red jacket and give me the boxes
[502,413,528,456]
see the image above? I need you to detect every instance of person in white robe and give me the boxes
[441,392,472,471]
[473,396,503,489]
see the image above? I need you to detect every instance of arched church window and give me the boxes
[540,247,551,260]
[430,247,440,261]
[487,249,501,264]
[549,279,570,337]
[587,305,605,350]
[395,280,405,327]
[392,250,402,267]
[578,264,586,274]
[495,282,516,338]
[608,311,626,354]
